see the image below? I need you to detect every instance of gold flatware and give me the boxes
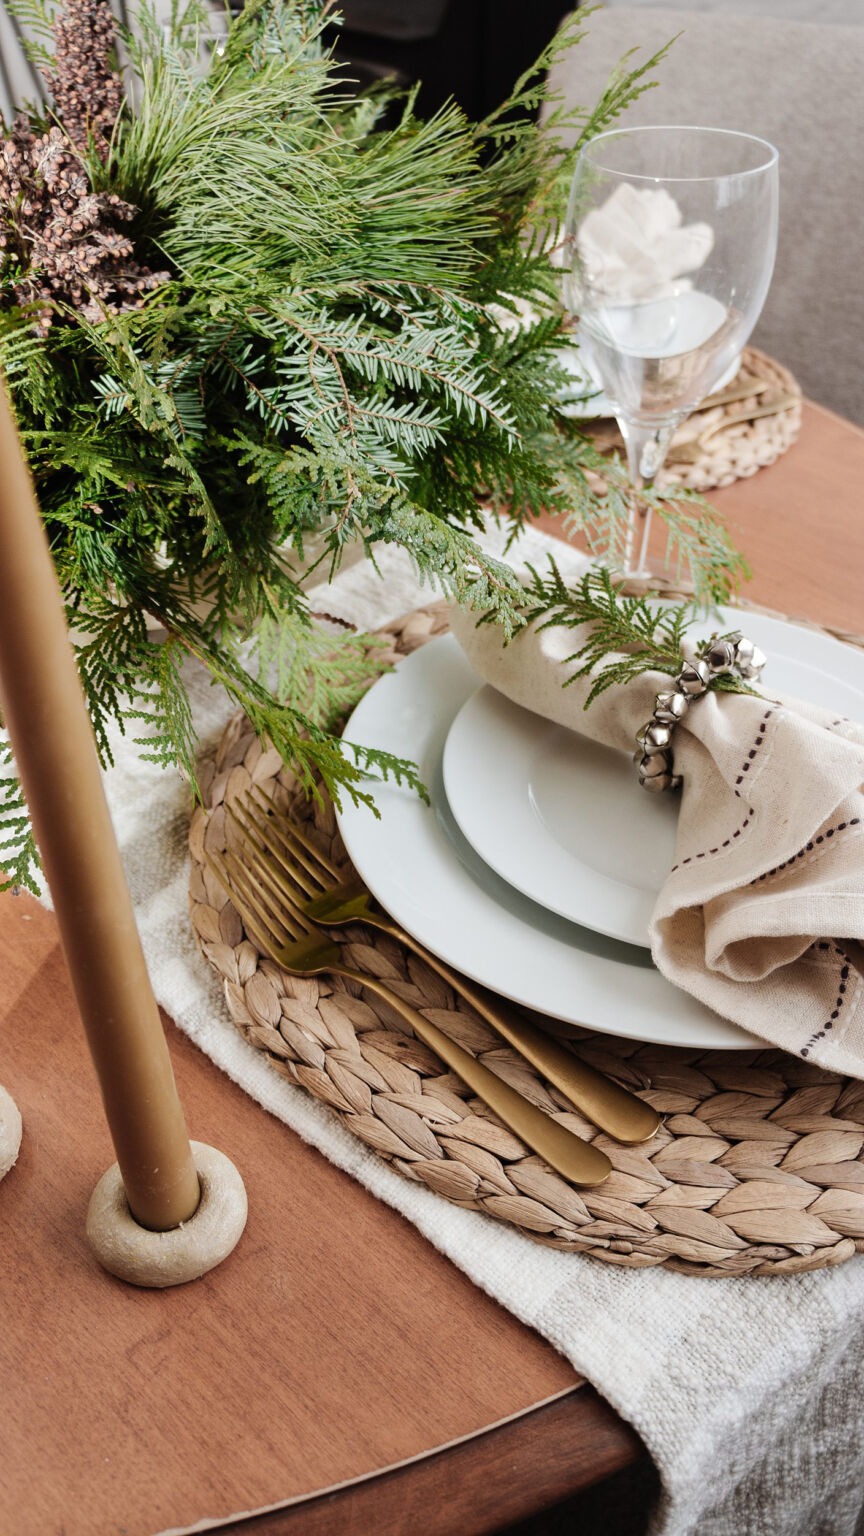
[694,376,770,413]
[667,391,799,464]
[207,841,612,1189]
[228,790,661,1146]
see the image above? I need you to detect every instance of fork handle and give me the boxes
[669,392,798,462]
[381,923,659,1145]
[339,967,610,1188]
[697,392,799,445]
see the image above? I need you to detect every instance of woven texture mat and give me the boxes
[584,346,801,494]
[189,606,864,1279]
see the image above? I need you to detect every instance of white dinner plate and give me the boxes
[336,613,864,1050]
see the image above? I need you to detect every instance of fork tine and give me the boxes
[226,846,312,945]
[222,848,293,944]
[251,786,340,882]
[228,799,319,902]
[257,812,332,891]
[229,829,317,939]
[206,850,284,958]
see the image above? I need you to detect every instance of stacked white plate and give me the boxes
[337,609,864,1050]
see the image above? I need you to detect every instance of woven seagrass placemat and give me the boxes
[189,604,864,1278]
[584,345,801,494]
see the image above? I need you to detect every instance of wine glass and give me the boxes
[564,126,779,577]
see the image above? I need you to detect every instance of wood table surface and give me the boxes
[0,401,862,1536]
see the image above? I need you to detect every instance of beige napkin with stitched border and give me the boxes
[449,590,864,1076]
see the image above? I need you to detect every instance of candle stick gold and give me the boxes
[0,380,245,1279]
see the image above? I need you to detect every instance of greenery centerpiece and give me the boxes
[0,0,745,892]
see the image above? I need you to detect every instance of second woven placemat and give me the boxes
[189,605,864,1279]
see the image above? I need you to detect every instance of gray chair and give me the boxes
[603,0,862,21]
[545,8,864,422]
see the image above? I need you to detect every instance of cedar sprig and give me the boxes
[523,559,755,707]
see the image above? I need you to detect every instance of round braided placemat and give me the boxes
[189,604,864,1278]
[584,346,801,494]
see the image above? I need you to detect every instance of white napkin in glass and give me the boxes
[577,183,714,304]
[449,597,864,1077]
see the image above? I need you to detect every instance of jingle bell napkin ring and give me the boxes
[636,632,766,793]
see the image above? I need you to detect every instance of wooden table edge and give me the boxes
[162,1383,648,1536]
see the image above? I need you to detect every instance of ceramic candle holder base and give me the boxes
[0,1085,22,1182]
[86,1141,247,1288]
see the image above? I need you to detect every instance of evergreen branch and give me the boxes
[0,736,40,895]
[0,0,747,888]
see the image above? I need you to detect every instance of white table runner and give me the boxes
[93,526,864,1536]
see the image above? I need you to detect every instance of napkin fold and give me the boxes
[577,183,714,305]
[449,589,864,1076]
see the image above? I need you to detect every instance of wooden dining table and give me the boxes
[1,400,862,1536]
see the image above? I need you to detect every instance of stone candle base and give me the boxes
[0,1084,22,1181]
[86,1141,247,1287]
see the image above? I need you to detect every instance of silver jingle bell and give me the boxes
[654,689,689,725]
[639,749,672,780]
[676,658,711,696]
[734,635,755,670]
[641,769,673,793]
[645,720,673,752]
[637,720,673,754]
[704,637,736,673]
[738,643,767,681]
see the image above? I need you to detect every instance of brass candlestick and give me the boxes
[0,381,246,1285]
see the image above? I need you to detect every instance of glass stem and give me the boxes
[617,420,675,578]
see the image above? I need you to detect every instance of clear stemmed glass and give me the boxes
[564,126,779,577]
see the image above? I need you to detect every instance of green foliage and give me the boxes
[0,736,39,893]
[0,0,745,889]
[523,560,754,707]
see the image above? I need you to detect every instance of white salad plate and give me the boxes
[443,593,864,947]
[443,686,679,947]
[337,613,864,1051]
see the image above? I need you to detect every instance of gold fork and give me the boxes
[207,839,612,1188]
[227,788,660,1146]
[667,391,799,464]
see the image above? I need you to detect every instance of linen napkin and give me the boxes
[448,569,864,1076]
[576,183,714,304]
